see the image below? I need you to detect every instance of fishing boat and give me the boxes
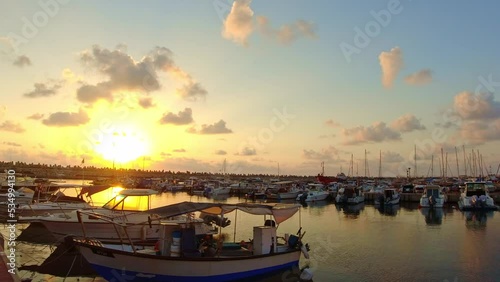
[16,184,110,217]
[374,188,400,206]
[72,201,312,282]
[335,186,364,204]
[419,185,446,208]
[458,182,496,211]
[296,184,329,202]
[20,189,201,241]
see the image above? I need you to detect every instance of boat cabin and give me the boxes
[464,182,488,197]
[424,186,441,198]
[101,189,157,211]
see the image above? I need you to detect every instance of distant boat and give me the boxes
[335,186,364,204]
[297,184,329,202]
[419,185,446,208]
[458,182,496,211]
[266,181,301,200]
[374,188,400,206]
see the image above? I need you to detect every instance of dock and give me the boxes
[0,235,20,282]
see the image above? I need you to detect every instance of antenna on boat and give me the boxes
[414,145,417,178]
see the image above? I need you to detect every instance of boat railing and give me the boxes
[76,209,142,252]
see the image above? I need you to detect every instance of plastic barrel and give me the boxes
[170,244,180,257]
[172,237,181,246]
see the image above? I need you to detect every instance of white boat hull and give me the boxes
[41,219,161,241]
[419,197,445,208]
[297,192,329,202]
[76,242,301,282]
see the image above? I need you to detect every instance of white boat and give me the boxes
[20,189,200,241]
[374,189,400,206]
[296,184,329,202]
[419,185,446,208]
[0,187,35,205]
[335,186,364,204]
[266,181,301,200]
[458,182,496,211]
[16,185,109,217]
[73,201,312,282]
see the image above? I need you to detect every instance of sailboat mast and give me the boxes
[462,145,467,178]
[378,150,382,179]
[431,154,434,178]
[455,147,459,178]
[414,145,417,178]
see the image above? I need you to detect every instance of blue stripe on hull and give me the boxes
[90,260,299,282]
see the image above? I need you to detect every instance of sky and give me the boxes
[1,0,500,177]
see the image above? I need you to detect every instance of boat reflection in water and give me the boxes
[420,208,444,225]
[335,202,365,219]
[464,210,495,229]
[375,203,400,216]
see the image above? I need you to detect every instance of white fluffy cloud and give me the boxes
[23,81,62,98]
[159,108,194,125]
[222,0,316,46]
[187,120,233,134]
[341,122,401,145]
[42,109,90,127]
[391,114,426,132]
[222,0,255,46]
[379,46,403,89]
[77,45,207,104]
[405,69,432,86]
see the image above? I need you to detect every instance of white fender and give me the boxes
[301,244,310,259]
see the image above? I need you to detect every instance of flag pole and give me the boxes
[82,158,85,186]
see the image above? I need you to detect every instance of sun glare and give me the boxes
[94,129,150,164]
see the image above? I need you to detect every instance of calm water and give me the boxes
[2,186,500,282]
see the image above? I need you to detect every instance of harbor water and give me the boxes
[1,188,500,282]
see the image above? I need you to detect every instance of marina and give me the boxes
[1,179,500,281]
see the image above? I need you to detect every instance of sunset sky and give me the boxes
[1,0,500,177]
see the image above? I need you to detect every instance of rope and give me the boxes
[63,254,77,281]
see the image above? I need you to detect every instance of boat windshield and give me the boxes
[102,194,150,211]
[466,183,486,191]
[426,189,440,198]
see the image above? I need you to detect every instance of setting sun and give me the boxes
[94,129,150,164]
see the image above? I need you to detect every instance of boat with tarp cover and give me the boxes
[73,201,312,282]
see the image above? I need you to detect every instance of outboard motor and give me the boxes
[479,195,487,208]
[429,196,434,208]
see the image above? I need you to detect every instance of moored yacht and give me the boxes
[458,182,496,211]
[419,185,446,208]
